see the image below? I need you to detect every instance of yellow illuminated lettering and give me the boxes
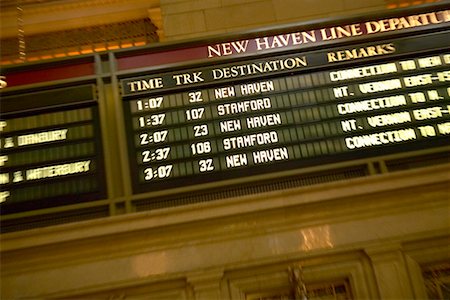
[418,56,442,68]
[13,171,24,183]
[127,78,163,92]
[0,155,8,166]
[444,54,450,64]
[413,107,443,120]
[437,122,450,135]
[18,129,68,147]
[437,71,450,82]
[214,86,235,99]
[367,112,411,127]
[345,129,416,149]
[359,79,402,93]
[409,92,426,103]
[333,86,349,98]
[253,147,289,164]
[403,74,433,87]
[226,153,248,168]
[427,90,443,101]
[0,173,9,185]
[399,60,416,70]
[173,72,204,86]
[418,125,436,137]
[341,119,357,132]
[0,191,10,203]
[26,160,91,180]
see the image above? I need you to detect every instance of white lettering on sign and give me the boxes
[127,78,163,92]
[246,113,282,129]
[26,160,91,180]
[345,128,416,149]
[212,57,307,79]
[320,24,363,40]
[255,31,317,51]
[329,63,397,81]
[215,86,235,99]
[0,156,8,166]
[0,191,9,203]
[207,40,250,58]
[418,125,436,137]
[2,137,14,149]
[427,90,444,101]
[253,147,289,164]
[399,60,416,70]
[217,98,271,115]
[341,119,358,132]
[173,72,204,86]
[333,86,349,98]
[220,119,242,133]
[327,44,396,62]
[359,79,402,93]
[418,56,442,68]
[205,11,448,59]
[17,129,68,147]
[409,92,426,103]
[13,171,23,183]
[223,131,279,150]
[337,95,407,114]
[226,153,248,168]
[403,74,433,87]
[365,12,448,35]
[0,173,9,185]
[240,81,275,95]
[0,121,7,132]
[437,122,450,134]
[413,107,443,120]
[367,111,411,127]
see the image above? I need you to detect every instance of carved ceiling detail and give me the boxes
[0,0,161,38]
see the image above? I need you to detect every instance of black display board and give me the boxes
[0,85,107,214]
[121,17,450,195]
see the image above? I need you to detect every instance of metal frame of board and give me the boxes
[1,2,449,233]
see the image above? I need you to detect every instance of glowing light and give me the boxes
[299,225,334,251]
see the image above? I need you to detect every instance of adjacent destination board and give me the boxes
[0,85,107,214]
[121,29,450,194]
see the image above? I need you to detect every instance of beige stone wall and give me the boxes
[1,164,449,299]
[160,0,387,40]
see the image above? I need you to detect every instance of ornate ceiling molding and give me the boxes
[0,0,160,38]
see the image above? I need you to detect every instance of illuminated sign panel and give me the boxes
[0,85,106,214]
[117,9,449,69]
[121,23,450,194]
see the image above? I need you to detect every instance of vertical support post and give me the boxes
[365,244,414,299]
[404,254,429,299]
[288,264,308,300]
[187,270,224,300]
[108,52,134,213]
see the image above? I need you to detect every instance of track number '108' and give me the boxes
[191,141,211,155]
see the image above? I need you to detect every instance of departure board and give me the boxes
[0,85,107,214]
[121,26,450,194]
